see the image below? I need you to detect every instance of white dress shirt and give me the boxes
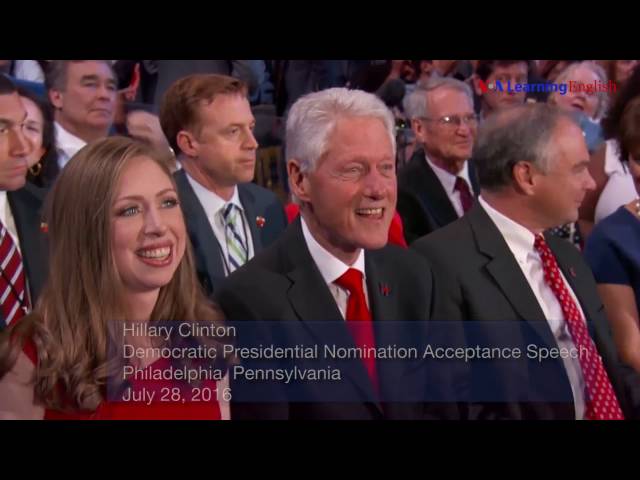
[185,172,254,276]
[0,192,21,255]
[425,153,472,218]
[479,196,587,419]
[300,217,368,319]
[13,60,45,83]
[0,191,32,312]
[55,122,87,171]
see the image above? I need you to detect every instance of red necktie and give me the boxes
[534,234,624,420]
[0,222,28,327]
[454,177,474,214]
[334,268,379,393]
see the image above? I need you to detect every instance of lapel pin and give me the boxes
[379,283,391,296]
[569,267,576,278]
[256,216,266,228]
[40,222,48,234]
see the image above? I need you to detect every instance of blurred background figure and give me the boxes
[579,64,640,238]
[548,61,609,122]
[17,87,58,188]
[399,76,479,243]
[150,60,263,107]
[601,60,639,95]
[473,60,529,119]
[545,61,610,248]
[584,95,640,374]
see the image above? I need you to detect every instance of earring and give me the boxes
[29,162,42,177]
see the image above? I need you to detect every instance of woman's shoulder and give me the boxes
[590,206,640,249]
[7,312,43,366]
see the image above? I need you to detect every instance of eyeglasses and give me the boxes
[420,114,479,128]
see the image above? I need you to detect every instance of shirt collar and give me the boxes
[185,172,242,222]
[54,122,87,161]
[425,152,471,194]
[478,195,536,265]
[300,216,366,285]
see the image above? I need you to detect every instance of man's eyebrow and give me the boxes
[81,74,116,82]
[573,159,590,170]
[0,111,27,127]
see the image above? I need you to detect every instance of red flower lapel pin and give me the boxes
[256,216,266,228]
[379,282,391,297]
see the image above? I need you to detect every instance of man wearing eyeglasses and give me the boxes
[411,103,640,420]
[0,74,48,330]
[398,76,479,243]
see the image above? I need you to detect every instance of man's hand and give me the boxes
[126,110,176,171]
[126,110,169,151]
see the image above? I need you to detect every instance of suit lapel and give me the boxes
[468,159,481,196]
[283,220,381,408]
[467,204,557,346]
[174,170,225,289]
[414,155,459,227]
[238,184,263,252]
[365,252,407,402]
[8,185,48,305]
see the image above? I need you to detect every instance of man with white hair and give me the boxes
[216,87,458,420]
[398,76,479,243]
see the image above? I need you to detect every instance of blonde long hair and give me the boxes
[0,136,227,411]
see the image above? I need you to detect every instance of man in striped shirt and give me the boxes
[0,74,48,329]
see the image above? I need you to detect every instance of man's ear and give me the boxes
[176,130,198,158]
[287,159,311,203]
[512,161,540,195]
[48,89,64,110]
[411,118,427,144]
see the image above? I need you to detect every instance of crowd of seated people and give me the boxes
[0,58,639,420]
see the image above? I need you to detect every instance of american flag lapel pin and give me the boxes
[40,222,48,233]
[379,282,391,297]
[256,216,266,228]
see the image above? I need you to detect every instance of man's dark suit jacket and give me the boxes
[0,184,48,328]
[411,203,640,420]
[174,169,287,297]
[397,149,479,244]
[214,218,460,420]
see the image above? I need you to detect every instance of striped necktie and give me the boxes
[222,203,248,273]
[0,221,29,327]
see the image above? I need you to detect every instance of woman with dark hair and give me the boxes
[0,137,231,419]
[16,87,58,188]
[601,60,639,92]
[584,96,640,374]
[579,63,640,238]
